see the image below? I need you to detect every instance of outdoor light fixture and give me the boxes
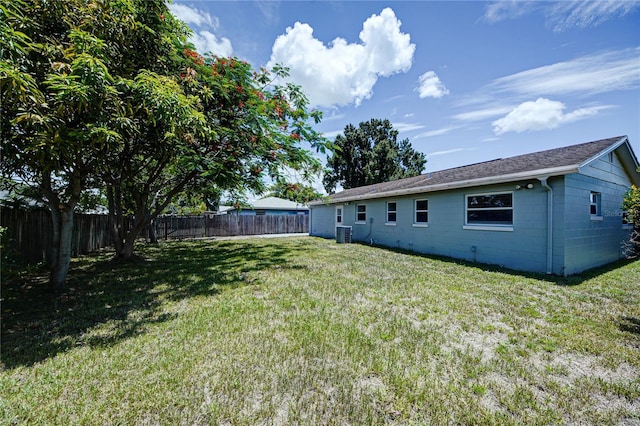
[515,183,535,190]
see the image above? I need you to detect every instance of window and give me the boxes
[414,199,428,225]
[466,193,513,226]
[356,204,367,222]
[336,207,343,224]
[590,192,602,218]
[386,201,397,224]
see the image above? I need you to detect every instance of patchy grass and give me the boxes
[1,237,639,424]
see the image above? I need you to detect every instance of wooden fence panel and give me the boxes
[203,214,308,237]
[2,208,309,265]
[1,208,114,265]
[155,215,206,240]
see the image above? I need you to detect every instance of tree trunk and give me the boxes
[148,219,158,244]
[120,235,136,258]
[107,185,125,255]
[49,207,75,291]
[43,170,80,291]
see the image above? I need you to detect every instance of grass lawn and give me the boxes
[1,236,639,424]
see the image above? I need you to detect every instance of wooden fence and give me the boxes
[1,208,112,265]
[154,214,309,239]
[2,208,309,265]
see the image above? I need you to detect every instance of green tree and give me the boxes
[269,180,323,204]
[104,51,328,258]
[1,0,329,285]
[622,183,640,257]
[1,0,145,289]
[323,118,426,193]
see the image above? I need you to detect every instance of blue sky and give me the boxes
[168,0,640,192]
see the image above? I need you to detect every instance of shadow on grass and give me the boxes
[619,316,640,336]
[357,241,639,286]
[1,238,311,369]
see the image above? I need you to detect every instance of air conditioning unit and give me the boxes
[336,226,352,244]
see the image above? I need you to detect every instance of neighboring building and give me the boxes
[226,196,309,216]
[310,136,640,275]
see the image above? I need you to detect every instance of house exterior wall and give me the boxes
[310,149,636,275]
[549,176,566,275]
[312,182,552,274]
[309,203,337,238]
[560,153,633,275]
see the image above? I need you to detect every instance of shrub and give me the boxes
[622,184,640,257]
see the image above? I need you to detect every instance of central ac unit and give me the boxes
[336,226,352,244]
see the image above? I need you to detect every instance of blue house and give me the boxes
[227,196,309,216]
[310,136,640,275]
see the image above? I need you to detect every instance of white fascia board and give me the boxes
[318,165,579,205]
[576,136,640,186]
[578,136,629,169]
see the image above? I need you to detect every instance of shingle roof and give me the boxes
[251,196,308,210]
[316,136,633,204]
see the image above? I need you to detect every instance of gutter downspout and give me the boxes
[539,177,553,274]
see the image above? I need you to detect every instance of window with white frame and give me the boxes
[356,204,367,222]
[590,192,601,218]
[386,201,397,223]
[336,207,343,224]
[414,199,428,224]
[466,193,513,226]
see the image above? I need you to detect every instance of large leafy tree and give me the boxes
[1,0,152,289]
[104,50,328,258]
[1,0,328,288]
[323,118,426,193]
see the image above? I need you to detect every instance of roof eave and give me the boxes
[576,136,640,186]
[312,165,580,205]
[578,135,629,168]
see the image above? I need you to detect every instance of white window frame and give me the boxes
[463,192,514,231]
[590,191,603,221]
[355,204,367,224]
[413,199,429,227]
[335,205,343,227]
[386,201,397,225]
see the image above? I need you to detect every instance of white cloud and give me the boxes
[482,1,640,31]
[492,98,609,135]
[322,129,344,140]
[267,8,415,107]
[392,122,425,133]
[190,31,233,57]
[416,71,449,99]
[453,106,513,122]
[482,1,537,23]
[168,4,215,27]
[488,48,640,97]
[168,3,233,56]
[427,148,471,157]
[415,125,464,139]
[454,48,637,129]
[548,1,640,31]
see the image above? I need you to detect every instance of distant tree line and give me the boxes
[323,118,426,193]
